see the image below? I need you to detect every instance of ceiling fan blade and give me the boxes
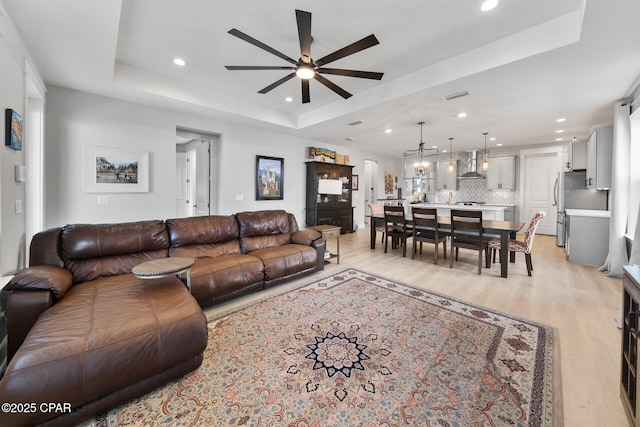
[228,28,297,65]
[296,10,312,63]
[301,79,310,104]
[317,68,384,80]
[225,66,295,71]
[314,34,380,67]
[313,74,352,99]
[258,73,296,94]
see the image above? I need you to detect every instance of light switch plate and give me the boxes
[15,199,22,214]
[15,165,26,182]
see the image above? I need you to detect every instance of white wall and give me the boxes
[0,17,28,275]
[44,86,404,231]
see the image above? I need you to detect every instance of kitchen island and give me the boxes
[410,203,507,220]
[565,209,610,266]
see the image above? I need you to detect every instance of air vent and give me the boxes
[345,137,355,141]
[347,120,364,126]
[442,91,470,101]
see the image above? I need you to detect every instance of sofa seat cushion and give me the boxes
[0,274,207,426]
[188,253,265,303]
[249,244,319,281]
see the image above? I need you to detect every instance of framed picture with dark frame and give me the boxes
[256,155,284,200]
[5,109,23,150]
[352,174,359,191]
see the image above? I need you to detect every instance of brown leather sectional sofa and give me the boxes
[0,210,325,426]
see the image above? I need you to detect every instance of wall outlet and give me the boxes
[235,194,244,201]
[97,196,110,205]
[15,199,22,214]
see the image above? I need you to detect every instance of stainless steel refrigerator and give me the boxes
[555,170,608,246]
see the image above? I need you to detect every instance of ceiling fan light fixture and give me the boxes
[296,65,315,79]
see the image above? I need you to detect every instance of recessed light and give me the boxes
[285,97,293,102]
[431,146,438,149]
[385,129,392,134]
[173,58,186,66]
[556,129,565,133]
[556,138,564,141]
[442,150,448,153]
[457,112,467,118]
[556,118,566,122]
[490,137,496,141]
[496,143,503,147]
[481,0,498,12]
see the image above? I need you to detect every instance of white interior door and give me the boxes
[175,153,188,217]
[364,160,378,217]
[523,152,560,235]
[194,141,210,216]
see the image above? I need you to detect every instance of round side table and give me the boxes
[132,257,195,292]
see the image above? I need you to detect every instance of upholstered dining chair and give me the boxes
[449,209,491,274]
[368,203,386,243]
[411,207,447,264]
[384,205,413,257]
[488,211,545,276]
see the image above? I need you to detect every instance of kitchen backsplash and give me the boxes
[434,178,517,205]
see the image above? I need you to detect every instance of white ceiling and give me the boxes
[3,0,640,157]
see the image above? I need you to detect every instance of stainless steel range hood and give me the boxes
[458,150,485,179]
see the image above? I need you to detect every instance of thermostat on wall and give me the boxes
[15,165,26,182]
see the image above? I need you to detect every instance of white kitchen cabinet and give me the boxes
[437,160,457,191]
[565,209,610,266]
[568,141,588,170]
[486,156,516,190]
[586,126,613,189]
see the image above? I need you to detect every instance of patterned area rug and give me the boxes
[84,269,561,426]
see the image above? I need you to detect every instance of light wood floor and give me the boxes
[208,226,628,427]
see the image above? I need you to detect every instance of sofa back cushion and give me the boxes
[165,215,241,258]
[236,210,297,253]
[61,220,169,284]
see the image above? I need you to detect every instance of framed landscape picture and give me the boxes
[83,146,149,193]
[256,155,284,200]
[5,109,23,150]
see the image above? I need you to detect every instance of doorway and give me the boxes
[25,59,46,265]
[176,129,220,217]
[520,148,562,235]
[364,159,379,219]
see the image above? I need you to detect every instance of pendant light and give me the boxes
[413,122,429,176]
[447,138,455,173]
[482,132,489,172]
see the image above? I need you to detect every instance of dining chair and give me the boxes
[368,203,386,243]
[489,211,545,276]
[411,207,447,264]
[383,205,413,257]
[449,209,491,274]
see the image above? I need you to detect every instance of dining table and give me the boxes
[368,214,525,278]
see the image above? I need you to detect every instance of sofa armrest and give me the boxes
[6,290,54,361]
[7,265,73,300]
[291,229,322,246]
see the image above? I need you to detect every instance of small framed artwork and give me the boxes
[256,155,284,200]
[83,146,149,193]
[5,109,23,150]
[352,174,359,191]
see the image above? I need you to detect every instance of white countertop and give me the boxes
[565,209,610,218]
[411,203,506,211]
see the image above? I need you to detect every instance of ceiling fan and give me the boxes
[225,9,384,104]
